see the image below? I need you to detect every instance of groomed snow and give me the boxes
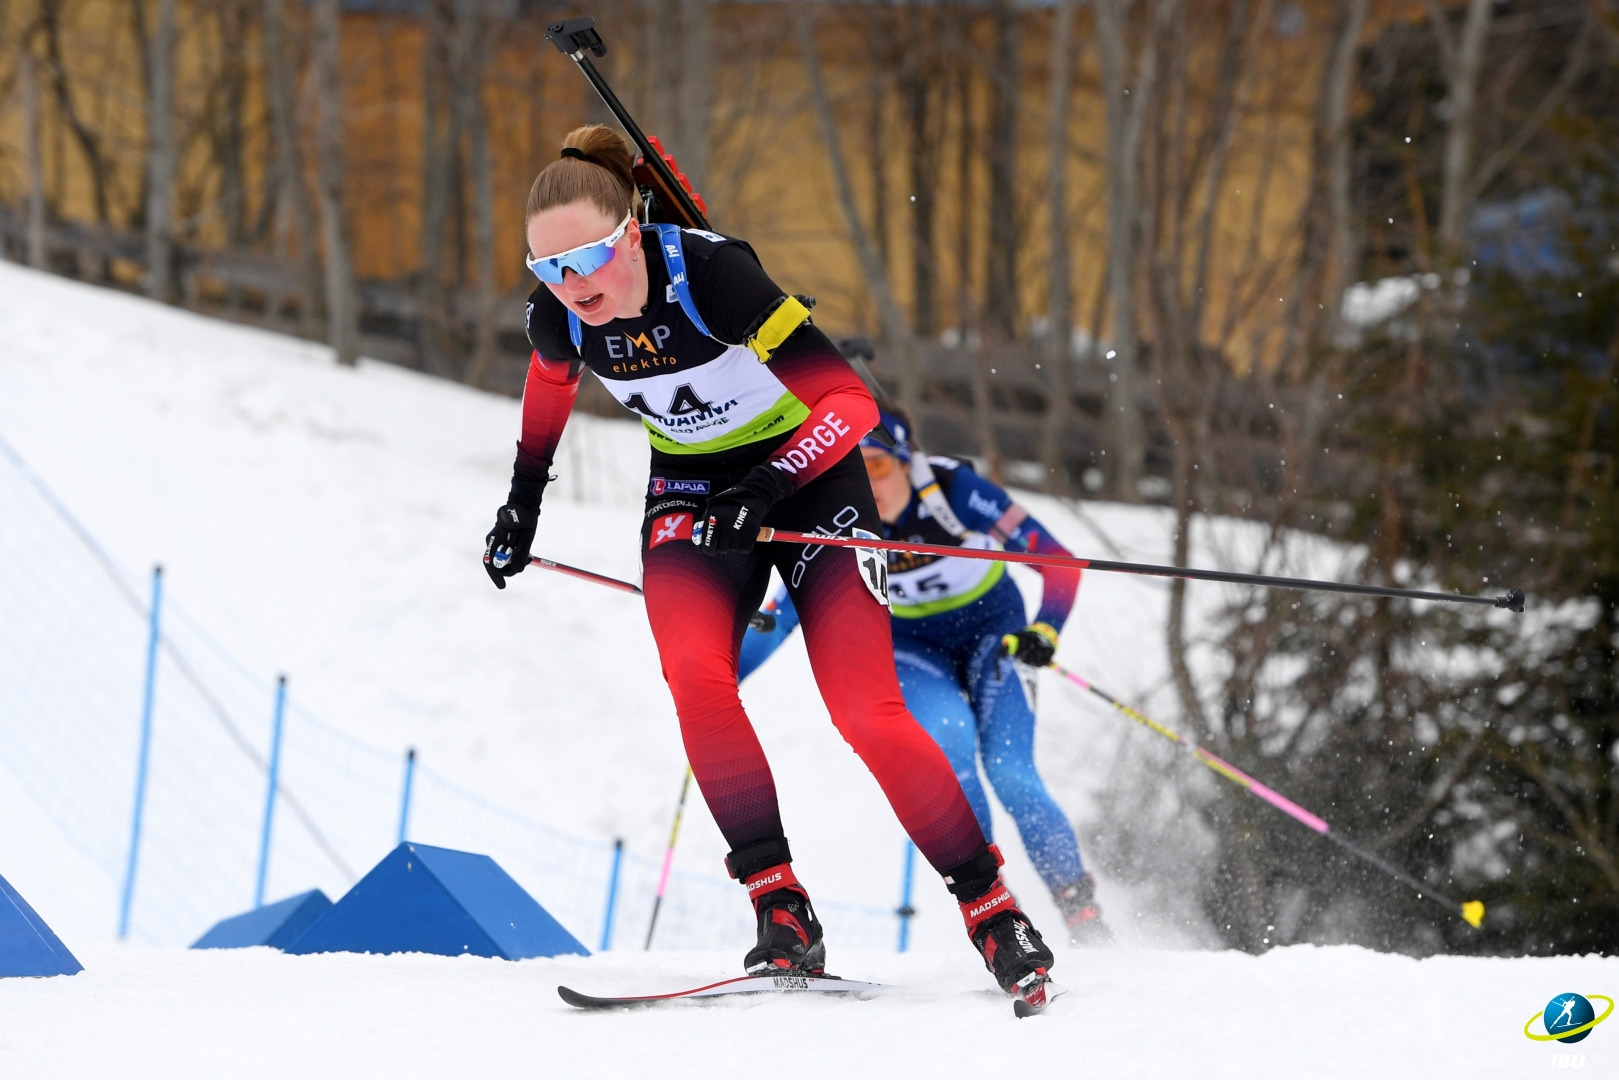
[1,945,1613,1078]
[1,262,1609,1076]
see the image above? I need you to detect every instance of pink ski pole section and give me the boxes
[654,847,676,899]
[1246,781,1330,835]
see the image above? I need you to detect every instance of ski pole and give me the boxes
[531,555,642,595]
[527,555,775,631]
[755,528,1525,612]
[1047,661,1485,928]
[645,766,693,950]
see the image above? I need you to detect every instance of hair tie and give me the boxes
[560,147,588,162]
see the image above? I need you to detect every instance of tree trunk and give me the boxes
[454,0,498,389]
[1435,0,1493,261]
[866,25,891,275]
[311,0,359,366]
[262,0,321,336]
[23,49,48,270]
[418,0,456,376]
[1094,0,1160,503]
[674,0,711,194]
[903,1,938,340]
[983,0,1019,340]
[793,5,920,417]
[215,0,251,249]
[144,0,178,302]
[42,0,112,225]
[1325,0,1368,330]
[1039,0,1076,494]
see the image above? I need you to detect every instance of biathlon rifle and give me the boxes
[543,17,711,230]
[541,15,895,442]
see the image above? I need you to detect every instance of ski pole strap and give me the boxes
[754,529,1525,611]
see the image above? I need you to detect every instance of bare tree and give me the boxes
[1424,0,1493,261]
[901,0,942,340]
[213,0,251,250]
[983,0,1019,340]
[675,0,712,194]
[1039,0,1076,492]
[40,0,114,225]
[454,0,498,388]
[1094,0,1167,502]
[793,4,922,418]
[143,0,178,301]
[418,0,457,376]
[311,0,358,365]
[262,0,321,336]
[23,45,49,270]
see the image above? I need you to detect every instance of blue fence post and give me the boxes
[397,748,416,844]
[119,564,163,940]
[896,840,917,953]
[253,675,288,908]
[600,838,624,952]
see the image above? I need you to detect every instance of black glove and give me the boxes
[483,503,538,589]
[1000,623,1059,668]
[699,465,794,557]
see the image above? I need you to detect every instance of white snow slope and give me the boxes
[0,262,1611,1077]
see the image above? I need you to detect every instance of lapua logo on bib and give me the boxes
[650,512,694,548]
[649,478,711,497]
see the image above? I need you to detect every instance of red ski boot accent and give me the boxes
[741,863,825,975]
[1054,873,1114,945]
[957,880,1054,993]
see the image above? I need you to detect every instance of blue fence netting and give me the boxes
[0,431,895,952]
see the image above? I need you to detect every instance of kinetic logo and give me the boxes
[1525,992,1613,1044]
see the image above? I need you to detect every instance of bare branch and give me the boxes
[1468,13,1597,201]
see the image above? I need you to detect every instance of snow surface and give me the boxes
[2,945,1615,1078]
[2,262,1605,1077]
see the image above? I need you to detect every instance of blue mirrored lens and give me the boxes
[526,239,618,284]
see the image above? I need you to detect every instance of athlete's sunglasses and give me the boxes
[525,211,634,284]
[862,450,900,480]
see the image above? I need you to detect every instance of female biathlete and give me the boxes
[481,126,1054,995]
[738,411,1109,945]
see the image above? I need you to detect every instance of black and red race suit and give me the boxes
[513,226,986,874]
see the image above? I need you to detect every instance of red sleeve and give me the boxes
[760,332,878,491]
[514,351,581,480]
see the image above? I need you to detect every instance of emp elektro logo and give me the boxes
[1524,992,1613,1045]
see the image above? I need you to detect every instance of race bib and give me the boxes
[851,528,890,609]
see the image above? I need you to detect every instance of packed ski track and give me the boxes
[1,263,1611,1076]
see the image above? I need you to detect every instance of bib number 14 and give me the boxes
[852,528,890,609]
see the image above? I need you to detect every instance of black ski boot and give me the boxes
[726,837,826,976]
[1054,872,1114,945]
[944,845,1055,994]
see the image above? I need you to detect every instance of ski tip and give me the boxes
[1012,975,1054,1018]
[558,984,633,1010]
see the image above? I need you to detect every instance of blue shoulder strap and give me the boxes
[650,224,714,339]
[564,224,713,351]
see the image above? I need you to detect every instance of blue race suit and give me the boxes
[739,457,1086,893]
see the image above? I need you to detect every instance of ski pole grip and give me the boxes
[757,527,776,543]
